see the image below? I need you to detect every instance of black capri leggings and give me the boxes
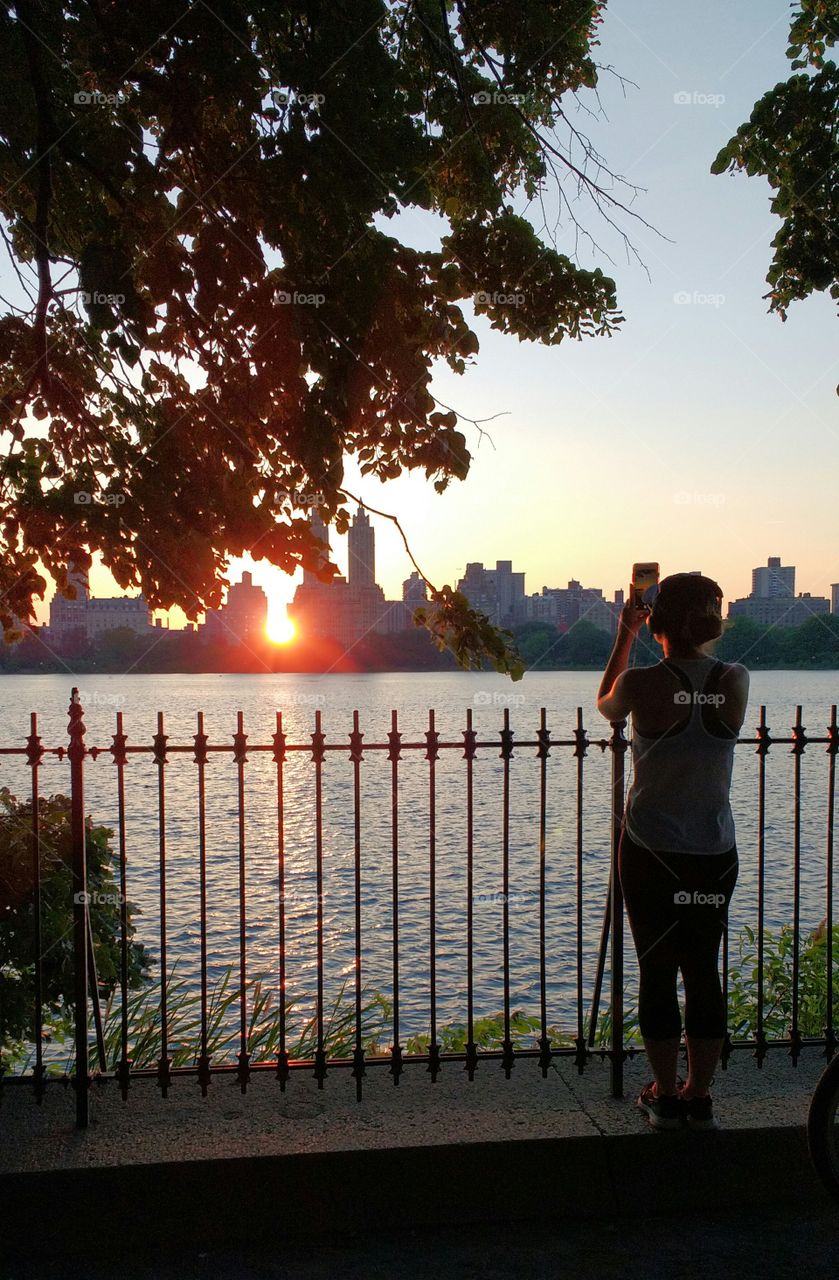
[618,825,738,1040]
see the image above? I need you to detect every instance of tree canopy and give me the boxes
[0,1,632,673]
[712,1,839,332]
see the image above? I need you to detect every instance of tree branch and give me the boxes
[336,487,438,592]
[16,0,56,395]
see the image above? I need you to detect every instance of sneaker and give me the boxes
[636,1081,683,1131]
[681,1090,719,1131]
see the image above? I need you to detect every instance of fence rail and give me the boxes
[0,689,837,1128]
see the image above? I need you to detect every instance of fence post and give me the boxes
[68,687,89,1128]
[609,718,628,1098]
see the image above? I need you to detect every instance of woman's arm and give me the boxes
[596,600,648,721]
[716,662,750,733]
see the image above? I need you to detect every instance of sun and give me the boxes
[266,614,297,645]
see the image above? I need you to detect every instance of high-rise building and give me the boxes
[201,570,268,645]
[493,560,526,624]
[456,560,526,625]
[728,555,827,624]
[289,506,413,645]
[303,508,331,585]
[752,556,795,599]
[524,580,622,634]
[831,584,839,616]
[457,562,497,620]
[348,506,375,588]
[403,572,428,604]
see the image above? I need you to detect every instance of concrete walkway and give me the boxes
[1,1046,827,1171]
[1,1046,835,1270]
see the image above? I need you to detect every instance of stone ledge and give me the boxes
[0,1126,826,1257]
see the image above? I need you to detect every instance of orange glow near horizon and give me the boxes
[266,614,296,645]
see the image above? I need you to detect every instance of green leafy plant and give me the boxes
[100,969,393,1072]
[406,1012,575,1054]
[0,788,151,1070]
[593,1008,642,1048]
[597,920,839,1045]
[726,920,839,1040]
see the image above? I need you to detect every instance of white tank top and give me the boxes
[625,656,738,855]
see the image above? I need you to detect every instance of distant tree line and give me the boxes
[0,624,462,676]
[5,614,839,676]
[714,615,839,669]
[516,615,839,671]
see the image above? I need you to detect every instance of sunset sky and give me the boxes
[30,0,839,630]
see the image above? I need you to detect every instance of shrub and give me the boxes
[0,788,151,1068]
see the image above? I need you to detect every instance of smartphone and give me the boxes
[631,562,659,608]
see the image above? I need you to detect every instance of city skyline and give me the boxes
[38,543,839,644]
[33,513,839,635]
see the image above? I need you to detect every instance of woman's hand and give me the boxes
[619,598,649,638]
[597,598,647,717]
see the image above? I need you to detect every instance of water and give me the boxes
[1,670,837,1055]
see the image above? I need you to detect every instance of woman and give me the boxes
[596,573,749,1130]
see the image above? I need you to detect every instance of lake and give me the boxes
[1,670,837,1050]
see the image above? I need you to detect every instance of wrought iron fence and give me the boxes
[0,689,836,1129]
